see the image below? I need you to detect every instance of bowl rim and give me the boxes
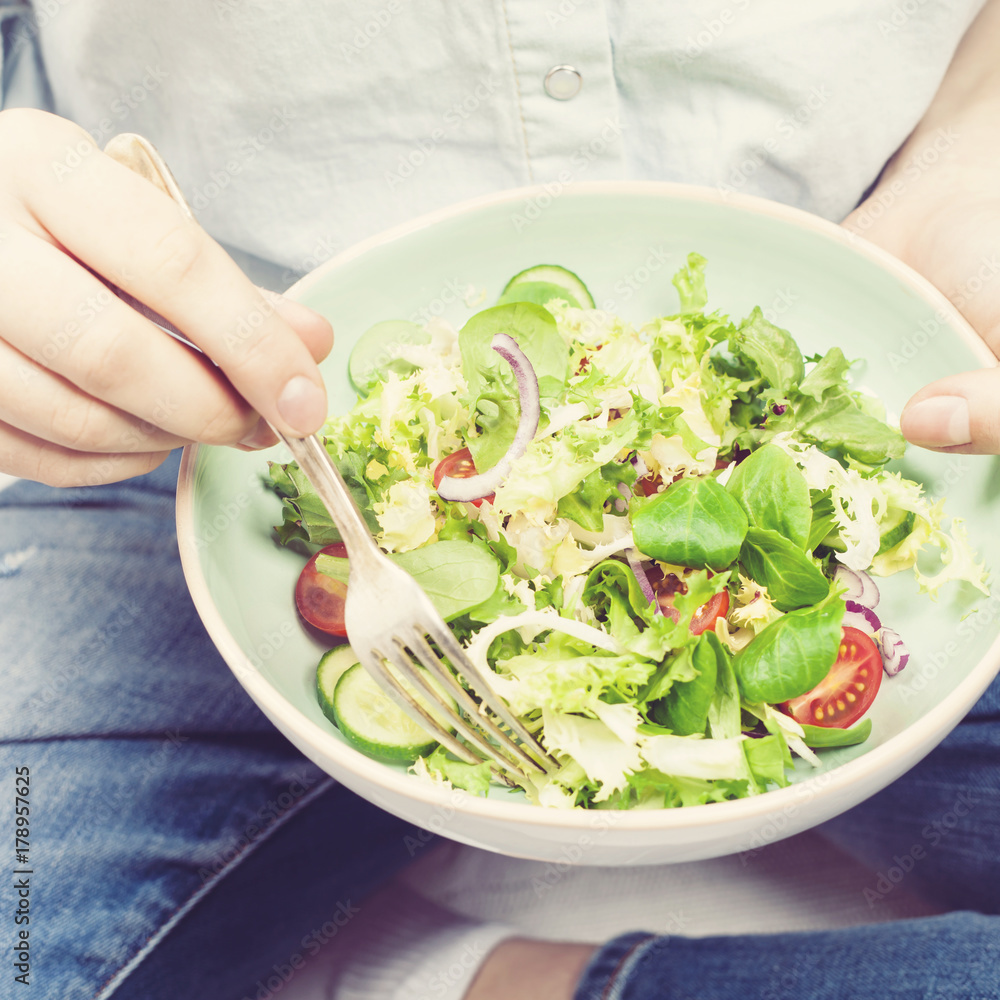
[177,179,1000,833]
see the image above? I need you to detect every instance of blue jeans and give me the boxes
[2,454,999,1000]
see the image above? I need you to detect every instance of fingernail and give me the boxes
[901,396,971,448]
[239,417,278,450]
[277,375,327,435]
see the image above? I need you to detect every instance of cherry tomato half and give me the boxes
[782,626,883,728]
[295,542,349,637]
[433,447,494,507]
[648,568,731,635]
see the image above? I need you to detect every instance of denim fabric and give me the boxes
[0,452,421,1000]
[574,675,1000,1000]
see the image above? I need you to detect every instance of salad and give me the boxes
[268,256,988,809]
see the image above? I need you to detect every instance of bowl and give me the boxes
[176,181,1000,866]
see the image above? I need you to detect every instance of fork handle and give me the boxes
[275,432,382,559]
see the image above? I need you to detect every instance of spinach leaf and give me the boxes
[732,590,845,703]
[316,540,500,622]
[739,527,830,611]
[707,630,742,740]
[459,303,570,470]
[725,445,811,549]
[807,490,839,551]
[743,734,791,790]
[655,631,724,736]
[731,308,804,395]
[631,477,748,571]
[799,718,872,748]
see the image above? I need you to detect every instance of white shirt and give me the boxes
[0,0,986,288]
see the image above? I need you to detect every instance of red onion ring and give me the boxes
[437,333,541,502]
[834,564,880,609]
[624,547,660,614]
[877,626,910,676]
[844,599,881,634]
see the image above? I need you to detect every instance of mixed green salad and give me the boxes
[268,256,988,809]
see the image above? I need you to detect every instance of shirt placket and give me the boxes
[500,0,624,184]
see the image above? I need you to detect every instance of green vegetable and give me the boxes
[498,280,581,309]
[332,663,455,763]
[725,445,811,549]
[877,509,916,555]
[731,308,804,395]
[459,302,570,470]
[419,746,493,795]
[654,631,723,736]
[739,527,831,612]
[501,263,596,309]
[798,718,873,748]
[317,540,500,622]
[631,477,749,571]
[348,319,430,396]
[733,590,845,703]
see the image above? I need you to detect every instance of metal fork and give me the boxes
[102,134,555,783]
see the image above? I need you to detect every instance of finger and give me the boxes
[899,368,1000,454]
[259,289,334,364]
[16,126,329,436]
[0,336,190,454]
[0,228,263,446]
[0,419,170,487]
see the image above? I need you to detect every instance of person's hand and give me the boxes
[0,108,333,487]
[843,163,1000,455]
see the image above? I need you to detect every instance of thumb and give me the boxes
[900,367,1000,453]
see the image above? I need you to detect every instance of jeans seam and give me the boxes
[91,775,337,1000]
[600,934,657,1000]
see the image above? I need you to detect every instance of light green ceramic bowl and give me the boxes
[177,182,1000,865]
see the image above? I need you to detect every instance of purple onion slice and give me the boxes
[834,564,880,609]
[877,626,910,676]
[625,547,660,614]
[844,599,881,635]
[436,332,541,502]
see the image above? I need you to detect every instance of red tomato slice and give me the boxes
[433,447,494,507]
[782,626,883,728]
[295,542,349,637]
[648,568,731,635]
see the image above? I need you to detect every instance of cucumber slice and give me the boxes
[348,319,430,396]
[331,663,457,762]
[497,280,582,309]
[316,646,361,725]
[876,509,916,555]
[501,264,595,308]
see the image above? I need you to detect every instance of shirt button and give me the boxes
[544,65,583,101]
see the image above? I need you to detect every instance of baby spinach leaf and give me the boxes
[707,631,742,740]
[731,308,804,395]
[739,527,830,611]
[316,540,499,622]
[808,490,840,551]
[459,302,570,470]
[733,590,845,703]
[725,445,811,549]
[798,347,852,402]
[631,477,748,571]
[655,631,725,736]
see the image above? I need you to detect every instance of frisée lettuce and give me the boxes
[269,255,988,808]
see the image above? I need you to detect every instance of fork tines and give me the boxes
[361,629,557,783]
